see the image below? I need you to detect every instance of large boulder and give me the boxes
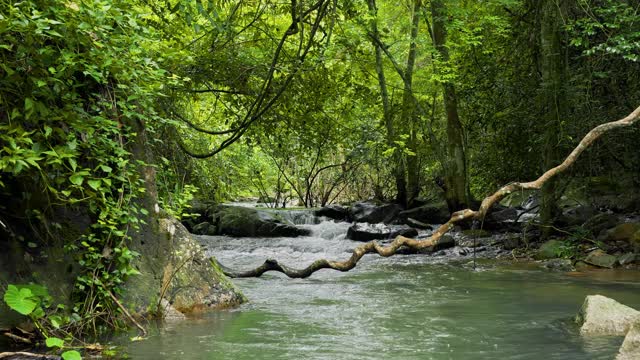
[124,217,246,316]
[314,204,351,222]
[632,231,640,253]
[397,202,450,225]
[191,205,311,237]
[576,295,640,336]
[618,323,640,360]
[346,223,418,242]
[349,202,403,224]
[601,223,640,243]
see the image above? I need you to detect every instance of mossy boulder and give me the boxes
[123,216,245,317]
[631,230,640,252]
[534,240,564,260]
[602,223,640,243]
[583,249,618,269]
[576,295,640,336]
[190,205,310,237]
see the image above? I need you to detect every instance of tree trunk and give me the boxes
[403,0,422,207]
[539,0,568,236]
[430,0,470,212]
[367,0,407,206]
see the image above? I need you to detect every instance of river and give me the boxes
[120,215,640,359]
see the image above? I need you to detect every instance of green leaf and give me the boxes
[87,179,101,190]
[61,350,82,360]
[49,315,63,329]
[99,165,112,173]
[69,174,84,186]
[45,337,64,349]
[3,285,37,315]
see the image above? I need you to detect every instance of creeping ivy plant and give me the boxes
[3,284,82,359]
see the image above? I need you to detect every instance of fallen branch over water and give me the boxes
[222,106,640,279]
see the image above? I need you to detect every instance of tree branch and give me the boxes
[221,105,640,278]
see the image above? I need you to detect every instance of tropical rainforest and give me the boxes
[1,0,640,358]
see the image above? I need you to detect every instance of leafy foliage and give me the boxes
[3,284,82,358]
[0,0,183,334]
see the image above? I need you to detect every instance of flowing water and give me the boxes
[121,215,640,359]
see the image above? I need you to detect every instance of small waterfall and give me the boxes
[264,209,320,225]
[301,219,351,240]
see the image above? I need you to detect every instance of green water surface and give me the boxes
[121,259,640,359]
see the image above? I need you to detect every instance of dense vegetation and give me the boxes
[1,0,639,354]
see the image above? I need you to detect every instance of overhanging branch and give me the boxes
[221,105,640,278]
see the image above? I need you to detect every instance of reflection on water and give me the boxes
[120,220,640,359]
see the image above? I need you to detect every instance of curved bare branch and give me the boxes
[221,105,640,278]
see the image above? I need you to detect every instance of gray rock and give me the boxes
[346,223,418,242]
[213,205,311,237]
[584,249,618,268]
[192,221,216,235]
[502,235,521,250]
[558,205,598,227]
[483,207,519,230]
[397,202,450,225]
[619,253,637,266]
[583,213,620,237]
[543,258,574,272]
[349,202,402,224]
[576,295,640,336]
[433,235,456,251]
[314,204,350,221]
[617,322,640,360]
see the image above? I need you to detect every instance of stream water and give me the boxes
[121,215,640,359]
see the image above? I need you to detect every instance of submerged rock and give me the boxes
[576,295,640,336]
[543,258,574,272]
[617,322,640,360]
[346,223,418,242]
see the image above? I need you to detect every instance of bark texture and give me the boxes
[430,0,471,212]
